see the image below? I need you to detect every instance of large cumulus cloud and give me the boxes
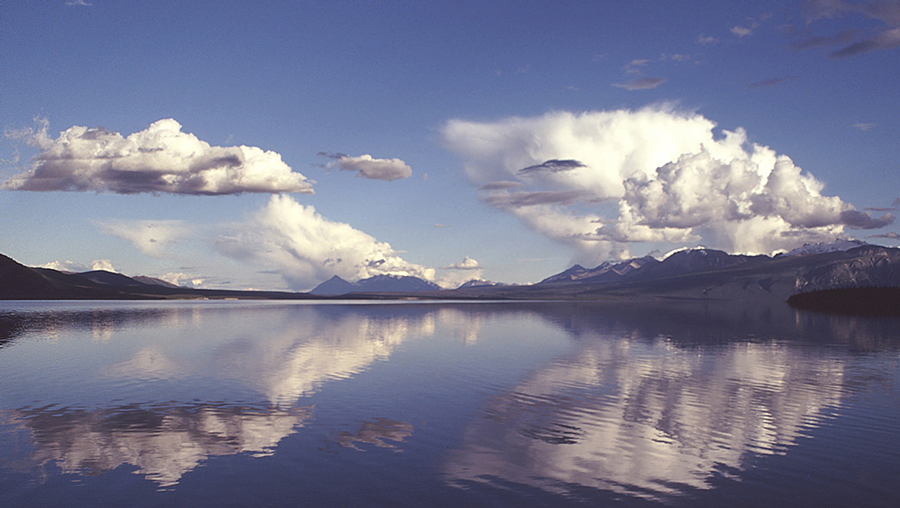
[215,195,436,290]
[3,119,313,195]
[442,105,892,263]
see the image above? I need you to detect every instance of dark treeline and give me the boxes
[787,287,900,316]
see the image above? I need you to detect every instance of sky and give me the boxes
[2,0,899,291]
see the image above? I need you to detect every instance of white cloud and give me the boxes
[442,106,893,263]
[438,257,484,288]
[443,256,480,270]
[216,195,435,290]
[319,152,412,181]
[40,259,116,273]
[159,272,204,288]
[96,219,193,258]
[91,259,116,272]
[3,119,313,195]
[731,26,753,37]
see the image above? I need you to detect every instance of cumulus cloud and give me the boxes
[797,0,900,57]
[40,259,116,273]
[318,152,412,181]
[438,256,484,288]
[613,77,667,90]
[3,119,313,195]
[443,256,480,270]
[731,26,754,37]
[159,272,205,288]
[216,195,435,290]
[96,220,193,258]
[442,106,893,264]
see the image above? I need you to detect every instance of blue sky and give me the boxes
[2,0,898,290]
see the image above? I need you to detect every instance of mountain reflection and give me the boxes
[1,403,312,487]
[444,312,849,501]
[337,418,414,451]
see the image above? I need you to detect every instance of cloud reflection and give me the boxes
[1,403,312,488]
[0,303,449,487]
[444,316,847,501]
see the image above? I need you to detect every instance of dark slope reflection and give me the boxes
[443,302,900,502]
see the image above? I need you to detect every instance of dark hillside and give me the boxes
[787,287,900,316]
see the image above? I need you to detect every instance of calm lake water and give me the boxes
[1,299,899,507]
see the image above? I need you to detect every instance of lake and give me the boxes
[1,299,899,507]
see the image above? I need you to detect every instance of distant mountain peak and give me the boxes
[309,273,441,295]
[783,239,868,257]
[457,279,504,289]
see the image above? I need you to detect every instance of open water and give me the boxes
[1,300,899,507]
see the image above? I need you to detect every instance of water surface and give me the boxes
[1,300,898,507]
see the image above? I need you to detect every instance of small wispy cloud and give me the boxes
[96,219,194,258]
[518,159,587,175]
[865,197,900,211]
[624,59,650,72]
[788,29,857,50]
[747,75,797,88]
[731,26,754,37]
[612,77,667,90]
[479,181,524,191]
[697,35,719,45]
[797,0,900,58]
[65,0,92,6]
[852,122,877,131]
[484,190,594,208]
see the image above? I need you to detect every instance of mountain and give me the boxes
[4,244,900,303]
[1,254,60,299]
[76,270,151,287]
[310,274,441,295]
[453,245,900,302]
[781,239,869,257]
[456,279,505,289]
[132,275,180,288]
[0,255,314,300]
[539,256,660,285]
[309,275,358,295]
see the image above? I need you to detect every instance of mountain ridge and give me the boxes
[310,274,441,295]
[3,242,900,303]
